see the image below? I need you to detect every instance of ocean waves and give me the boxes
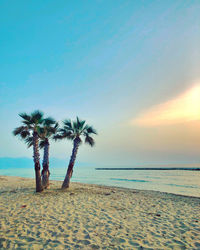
[110,178,149,183]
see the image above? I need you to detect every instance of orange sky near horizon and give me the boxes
[131,83,200,127]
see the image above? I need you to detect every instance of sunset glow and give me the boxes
[132,84,200,126]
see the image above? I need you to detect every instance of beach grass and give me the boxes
[0,176,200,249]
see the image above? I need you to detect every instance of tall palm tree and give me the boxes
[25,117,59,189]
[54,117,97,189]
[39,118,59,189]
[13,110,44,192]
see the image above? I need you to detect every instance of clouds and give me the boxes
[131,84,200,127]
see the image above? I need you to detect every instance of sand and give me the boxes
[0,176,200,249]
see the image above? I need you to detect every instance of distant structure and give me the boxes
[95,168,200,171]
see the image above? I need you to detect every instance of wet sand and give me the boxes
[0,175,200,249]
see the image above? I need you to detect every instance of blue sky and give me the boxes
[1,0,200,165]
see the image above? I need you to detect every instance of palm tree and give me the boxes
[54,117,97,189]
[39,118,59,189]
[25,117,59,189]
[13,110,44,192]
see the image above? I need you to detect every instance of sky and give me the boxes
[0,0,200,166]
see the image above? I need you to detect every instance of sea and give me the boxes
[1,160,200,197]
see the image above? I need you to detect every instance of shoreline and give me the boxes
[1,174,200,199]
[1,175,200,249]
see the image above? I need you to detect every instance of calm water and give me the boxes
[1,165,200,197]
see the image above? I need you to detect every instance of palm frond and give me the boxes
[76,117,86,130]
[72,120,78,132]
[25,136,33,148]
[39,139,46,149]
[13,126,30,139]
[21,120,34,128]
[19,113,31,122]
[46,127,55,134]
[13,126,26,136]
[63,119,72,127]
[54,122,59,130]
[43,117,56,126]
[53,134,66,140]
[85,134,95,147]
[54,129,75,141]
[35,127,45,140]
[84,125,97,135]
[30,110,44,124]
[58,128,68,134]
[63,119,74,132]
[20,130,30,139]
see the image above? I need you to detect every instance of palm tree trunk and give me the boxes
[33,132,43,192]
[42,139,50,189]
[62,139,79,189]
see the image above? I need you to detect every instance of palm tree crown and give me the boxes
[13,110,44,142]
[39,117,59,148]
[54,117,97,146]
[22,117,58,148]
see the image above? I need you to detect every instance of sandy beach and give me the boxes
[0,176,200,249]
